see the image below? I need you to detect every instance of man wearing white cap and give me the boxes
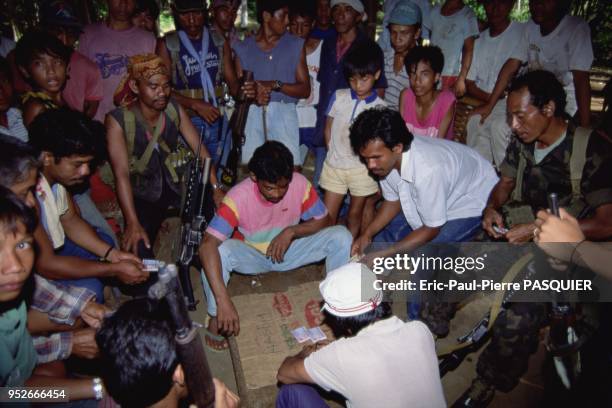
[276,263,445,408]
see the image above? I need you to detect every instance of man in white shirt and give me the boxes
[472,0,593,127]
[26,110,147,302]
[276,262,445,408]
[350,107,498,258]
[466,0,524,168]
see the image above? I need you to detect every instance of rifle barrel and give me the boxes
[198,158,212,214]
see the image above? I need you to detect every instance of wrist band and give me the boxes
[103,246,114,261]
[92,377,104,400]
[570,239,586,265]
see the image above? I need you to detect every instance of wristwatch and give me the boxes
[272,80,283,92]
[92,377,104,400]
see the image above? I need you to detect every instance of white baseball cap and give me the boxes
[320,263,382,318]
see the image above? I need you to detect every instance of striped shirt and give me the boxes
[383,51,410,111]
[206,173,327,254]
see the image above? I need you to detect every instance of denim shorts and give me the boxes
[242,101,300,165]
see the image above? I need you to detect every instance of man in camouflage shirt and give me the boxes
[482,70,612,242]
[456,70,612,406]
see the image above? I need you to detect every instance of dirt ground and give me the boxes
[134,154,557,408]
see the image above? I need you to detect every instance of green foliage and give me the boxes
[2,0,610,66]
[159,9,175,33]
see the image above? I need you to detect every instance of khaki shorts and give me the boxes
[319,162,379,197]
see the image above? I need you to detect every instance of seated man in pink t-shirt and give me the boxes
[199,141,352,350]
[399,45,456,139]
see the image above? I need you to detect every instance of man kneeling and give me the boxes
[198,141,352,350]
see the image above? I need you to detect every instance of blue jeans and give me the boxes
[373,213,482,318]
[73,190,118,247]
[56,229,114,303]
[242,102,300,165]
[190,116,224,164]
[192,114,232,181]
[276,384,329,408]
[200,226,352,316]
[374,213,483,244]
[299,127,326,189]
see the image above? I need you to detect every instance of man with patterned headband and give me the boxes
[106,54,222,263]
[276,262,445,407]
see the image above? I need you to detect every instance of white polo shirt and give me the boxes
[304,317,445,408]
[326,89,386,169]
[380,136,498,229]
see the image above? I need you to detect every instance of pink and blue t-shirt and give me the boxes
[401,88,456,139]
[206,173,328,254]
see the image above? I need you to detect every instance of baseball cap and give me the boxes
[330,0,365,14]
[40,0,83,32]
[388,1,422,26]
[320,263,383,318]
[211,0,240,9]
[173,0,206,13]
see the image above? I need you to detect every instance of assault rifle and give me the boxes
[149,264,215,407]
[177,156,212,310]
[442,193,590,394]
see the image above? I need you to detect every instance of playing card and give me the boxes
[291,327,310,343]
[349,254,364,263]
[307,327,327,342]
[143,259,164,272]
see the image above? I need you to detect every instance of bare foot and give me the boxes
[205,316,229,351]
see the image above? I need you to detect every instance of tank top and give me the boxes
[109,100,183,203]
[297,40,322,128]
[171,31,220,91]
[232,33,305,104]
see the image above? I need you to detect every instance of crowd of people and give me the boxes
[0,0,610,406]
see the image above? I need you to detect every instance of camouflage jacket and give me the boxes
[499,122,612,217]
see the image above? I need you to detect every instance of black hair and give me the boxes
[289,0,316,20]
[96,299,178,408]
[508,70,568,118]
[248,141,294,183]
[325,302,392,337]
[28,108,107,165]
[14,29,71,70]
[404,45,444,75]
[350,107,414,154]
[135,0,161,20]
[0,185,37,235]
[0,136,40,189]
[343,40,383,82]
[0,56,11,82]
[256,0,289,24]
